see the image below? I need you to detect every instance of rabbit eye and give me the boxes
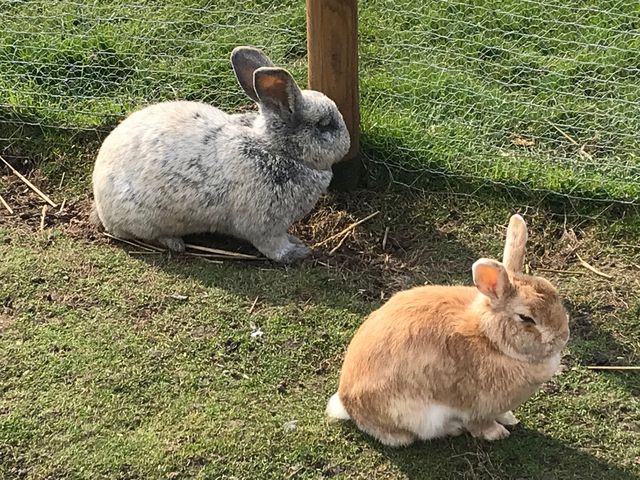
[317,117,332,130]
[518,314,536,325]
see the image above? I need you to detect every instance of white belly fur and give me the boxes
[390,399,468,439]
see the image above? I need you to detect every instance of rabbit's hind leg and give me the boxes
[105,226,184,253]
[356,421,417,447]
[156,236,186,253]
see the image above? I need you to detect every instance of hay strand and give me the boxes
[315,211,380,248]
[576,253,613,280]
[0,194,13,214]
[0,154,58,207]
[184,243,261,260]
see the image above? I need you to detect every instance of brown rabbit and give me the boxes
[327,214,569,445]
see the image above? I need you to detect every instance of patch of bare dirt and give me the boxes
[1,171,96,240]
[3,164,640,305]
[1,164,441,296]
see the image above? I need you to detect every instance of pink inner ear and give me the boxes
[256,74,289,109]
[474,261,503,297]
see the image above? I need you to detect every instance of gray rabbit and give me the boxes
[91,46,350,263]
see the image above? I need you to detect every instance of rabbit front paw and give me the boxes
[496,411,519,426]
[279,243,311,264]
[287,234,306,246]
[468,420,511,441]
[252,234,311,264]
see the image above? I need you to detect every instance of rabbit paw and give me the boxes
[496,411,519,426]
[470,421,510,441]
[252,235,310,263]
[157,236,185,253]
[287,234,305,246]
[280,243,311,264]
[445,423,465,437]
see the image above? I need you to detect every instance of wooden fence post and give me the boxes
[306,0,363,190]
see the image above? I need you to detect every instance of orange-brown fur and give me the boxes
[332,215,569,445]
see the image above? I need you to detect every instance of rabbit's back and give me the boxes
[93,100,332,246]
[94,101,231,176]
[339,286,479,399]
[92,101,248,238]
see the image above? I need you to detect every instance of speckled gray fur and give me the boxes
[92,46,350,263]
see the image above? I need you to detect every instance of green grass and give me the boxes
[1,192,639,479]
[1,0,640,200]
[360,0,640,201]
[0,0,307,185]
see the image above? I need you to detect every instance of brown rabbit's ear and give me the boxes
[472,259,512,300]
[231,46,275,102]
[502,214,528,273]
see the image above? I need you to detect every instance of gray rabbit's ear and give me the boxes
[231,46,275,102]
[253,67,302,122]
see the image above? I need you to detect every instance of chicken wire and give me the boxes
[0,0,307,167]
[358,0,640,205]
[0,0,638,206]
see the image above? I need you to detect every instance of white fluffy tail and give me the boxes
[326,393,350,421]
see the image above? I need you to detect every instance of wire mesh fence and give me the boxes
[359,0,640,206]
[0,0,639,207]
[0,0,307,173]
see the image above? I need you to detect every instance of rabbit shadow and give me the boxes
[338,422,638,479]
[137,183,518,317]
[123,188,483,313]
[138,208,481,315]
